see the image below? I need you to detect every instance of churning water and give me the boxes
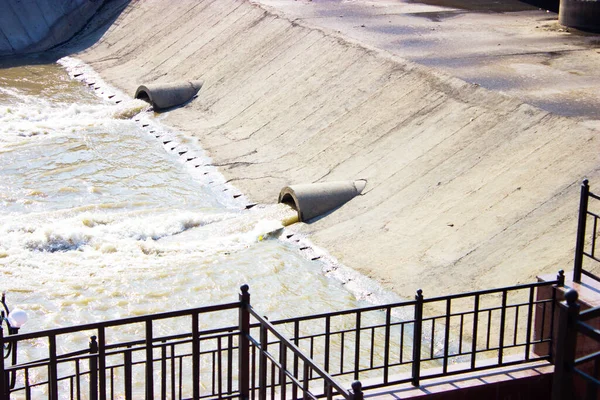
[0,58,369,334]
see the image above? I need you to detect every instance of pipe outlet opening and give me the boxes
[278,180,366,222]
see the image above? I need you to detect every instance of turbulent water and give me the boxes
[0,58,367,334]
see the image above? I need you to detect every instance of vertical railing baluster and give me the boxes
[89,336,99,400]
[383,308,391,384]
[124,348,132,400]
[370,327,375,369]
[459,315,464,355]
[192,313,200,400]
[178,357,183,400]
[110,368,114,400]
[26,367,32,400]
[354,312,361,381]
[525,287,535,360]
[411,289,423,387]
[239,285,251,400]
[443,299,451,374]
[430,319,435,359]
[259,324,268,400]
[324,317,330,373]
[471,294,480,370]
[498,291,507,365]
[293,321,300,400]
[552,289,580,400]
[514,305,520,346]
[49,334,58,400]
[302,363,309,400]
[279,342,287,400]
[145,321,154,400]
[217,337,223,396]
[161,342,167,400]
[340,332,345,374]
[574,179,590,283]
[170,344,175,400]
[228,332,234,396]
[98,327,106,400]
[400,323,405,363]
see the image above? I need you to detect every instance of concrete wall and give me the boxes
[74,0,600,299]
[0,0,104,56]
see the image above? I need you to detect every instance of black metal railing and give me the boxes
[574,179,600,283]
[261,273,562,393]
[552,289,600,400]
[0,274,563,400]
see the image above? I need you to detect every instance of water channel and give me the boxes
[0,57,375,335]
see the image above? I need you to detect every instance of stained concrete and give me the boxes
[65,0,600,299]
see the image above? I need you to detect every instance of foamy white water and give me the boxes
[0,60,368,337]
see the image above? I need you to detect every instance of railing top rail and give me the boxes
[580,305,600,321]
[3,301,240,342]
[248,306,351,398]
[423,279,558,303]
[268,279,559,325]
[589,190,600,201]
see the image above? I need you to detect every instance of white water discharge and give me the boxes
[0,59,370,335]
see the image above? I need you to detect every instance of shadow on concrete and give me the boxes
[0,0,131,70]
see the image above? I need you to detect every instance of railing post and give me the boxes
[552,289,580,400]
[89,336,99,400]
[239,284,251,400]
[349,380,363,400]
[411,289,423,387]
[574,179,590,283]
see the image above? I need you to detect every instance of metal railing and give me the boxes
[552,289,600,400]
[573,179,600,283]
[0,274,563,400]
[261,273,563,393]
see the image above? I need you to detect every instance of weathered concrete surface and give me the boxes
[0,0,104,56]
[74,0,600,299]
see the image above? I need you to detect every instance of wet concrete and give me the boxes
[257,0,600,119]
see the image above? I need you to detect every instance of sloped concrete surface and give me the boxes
[0,0,104,56]
[74,0,600,298]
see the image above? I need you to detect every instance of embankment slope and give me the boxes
[75,0,599,298]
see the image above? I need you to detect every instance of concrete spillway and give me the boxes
[23,0,600,298]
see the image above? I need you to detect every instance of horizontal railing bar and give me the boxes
[589,191,600,201]
[5,302,241,342]
[574,368,600,387]
[577,321,600,342]
[581,267,600,281]
[587,209,600,218]
[579,306,600,321]
[575,349,600,366]
[422,280,558,303]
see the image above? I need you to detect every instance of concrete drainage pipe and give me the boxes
[134,80,203,110]
[278,180,367,222]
